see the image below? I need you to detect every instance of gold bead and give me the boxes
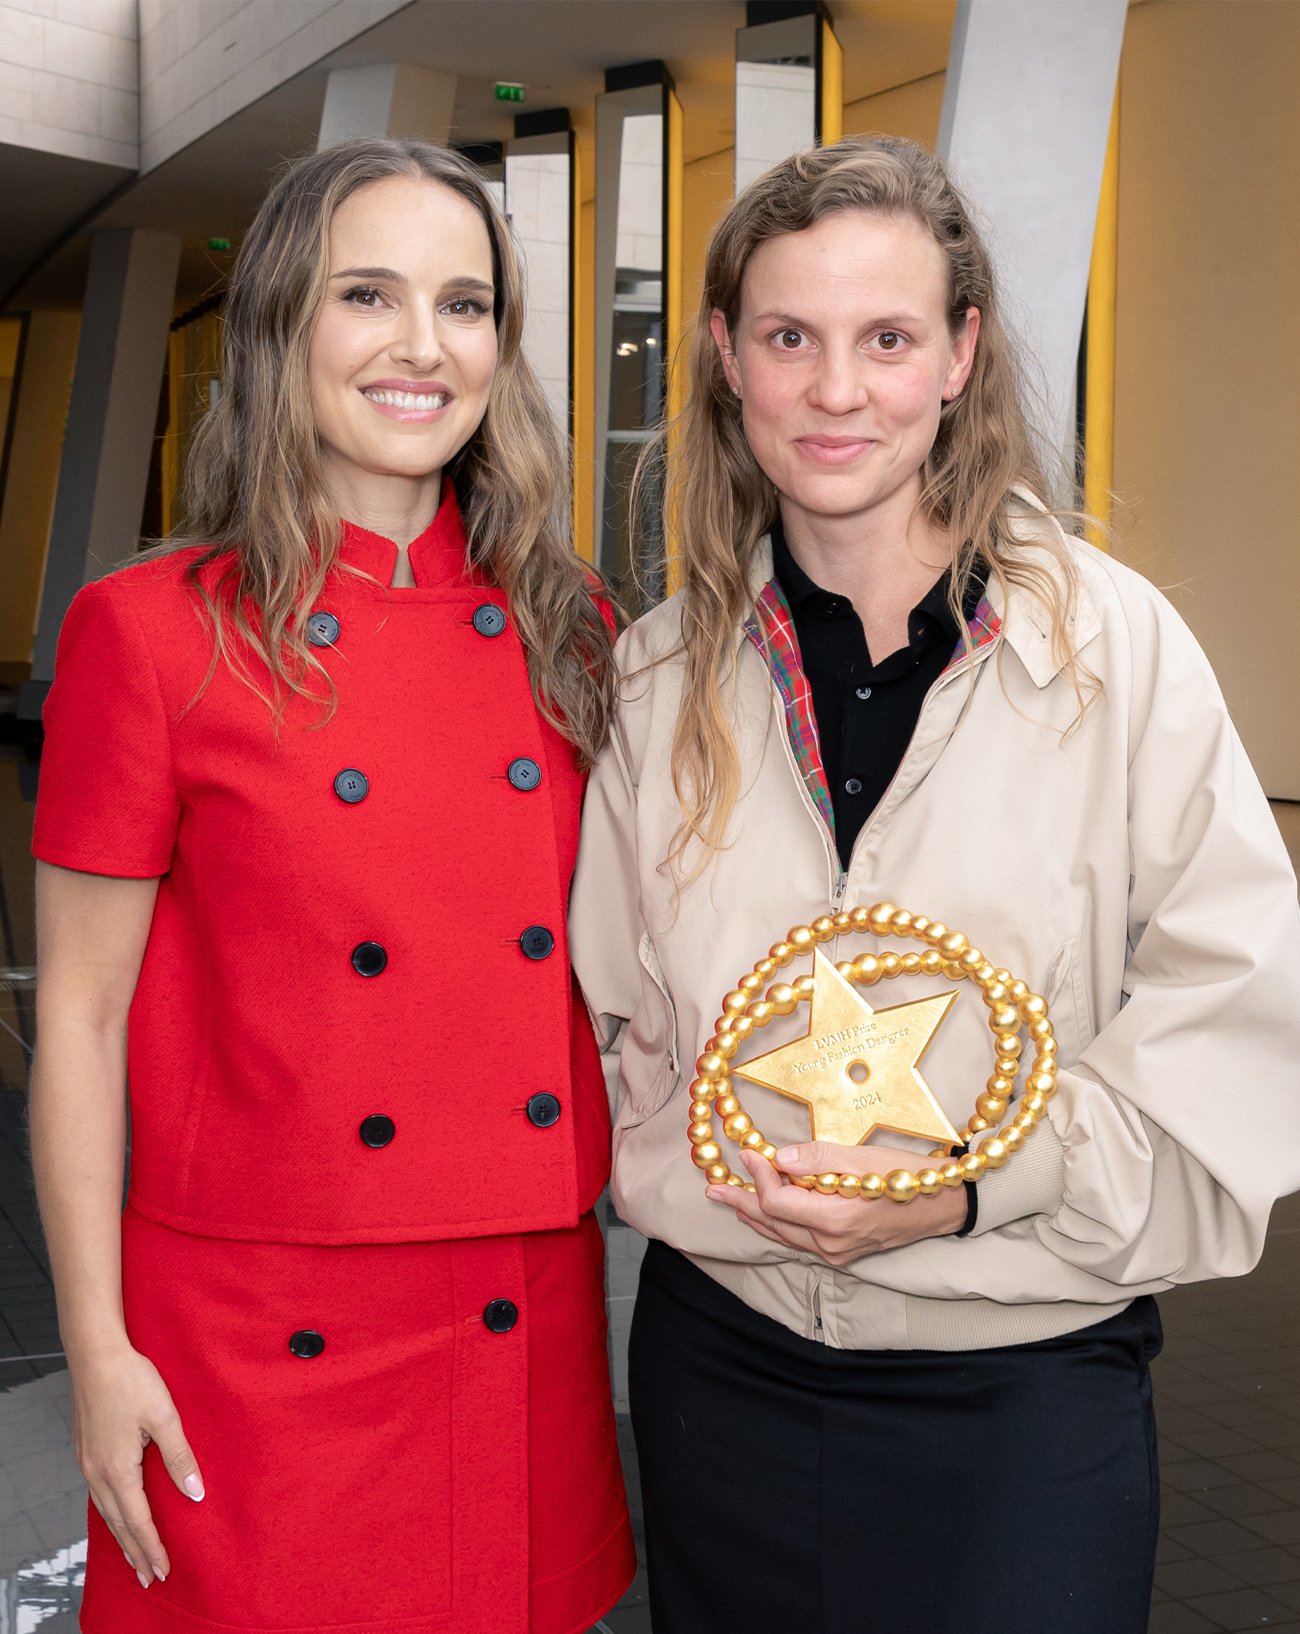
[939,930,968,959]
[939,1161,965,1188]
[837,1173,862,1199]
[984,981,1010,1007]
[975,1092,1008,1121]
[814,1172,841,1195]
[788,925,815,952]
[732,1014,755,1040]
[922,920,949,946]
[713,1032,739,1060]
[748,1000,774,1026]
[1035,1037,1059,1059]
[1028,1017,1054,1042]
[966,1114,990,1134]
[1013,1110,1038,1133]
[811,916,836,942]
[959,947,985,973]
[855,954,882,984]
[792,1173,818,1189]
[1009,979,1029,1002]
[832,910,852,932]
[986,1074,1015,1098]
[880,952,901,978]
[867,902,897,933]
[1018,992,1047,1023]
[890,908,914,933]
[696,1051,727,1081]
[688,1121,714,1145]
[759,1142,778,1161]
[911,915,931,936]
[900,952,921,975]
[959,1151,986,1180]
[860,1173,886,1200]
[692,1142,722,1168]
[723,989,749,1016]
[705,1162,731,1184]
[1027,1071,1057,1098]
[723,1112,753,1141]
[836,959,856,977]
[1021,1090,1047,1115]
[755,957,777,979]
[920,948,944,975]
[849,905,871,929]
[978,1136,1009,1169]
[885,1169,919,1203]
[995,1056,1021,1078]
[992,968,1012,987]
[1001,1125,1025,1153]
[794,974,815,999]
[999,1035,1024,1057]
[741,1128,765,1149]
[916,1168,942,1195]
[745,1182,757,1192]
[989,1003,1019,1033]
[726,1173,746,1187]
[688,1078,711,1100]
[689,1098,712,1120]
[974,961,996,984]
[767,982,798,1015]
[739,972,762,995]
[715,1095,740,1119]
[768,941,795,967]
[942,960,964,979]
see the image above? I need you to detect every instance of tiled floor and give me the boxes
[1,759,1298,1632]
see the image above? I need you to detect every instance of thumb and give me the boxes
[775,1141,837,1175]
[151,1404,205,1502]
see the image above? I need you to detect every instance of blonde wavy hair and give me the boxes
[171,138,613,765]
[656,134,1082,867]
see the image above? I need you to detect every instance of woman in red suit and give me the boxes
[29,139,634,1634]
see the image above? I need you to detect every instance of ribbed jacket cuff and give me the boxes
[968,1118,1066,1235]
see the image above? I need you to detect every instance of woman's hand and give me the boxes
[705,1140,967,1265]
[70,1343,205,1587]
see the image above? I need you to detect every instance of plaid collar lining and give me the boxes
[742,578,1003,844]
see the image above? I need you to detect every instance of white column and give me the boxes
[938,0,1127,468]
[318,63,457,148]
[22,228,180,714]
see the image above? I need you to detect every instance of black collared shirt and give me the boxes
[771,518,986,872]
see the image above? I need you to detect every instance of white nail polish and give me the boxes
[136,1570,150,1589]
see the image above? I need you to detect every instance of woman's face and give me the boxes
[711,209,978,544]
[308,175,499,511]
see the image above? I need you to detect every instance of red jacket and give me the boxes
[34,488,612,1244]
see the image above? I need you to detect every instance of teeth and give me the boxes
[364,389,447,410]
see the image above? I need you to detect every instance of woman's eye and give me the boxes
[876,330,903,351]
[777,329,804,350]
[342,286,384,308]
[444,297,490,318]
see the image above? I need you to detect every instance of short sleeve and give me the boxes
[33,576,181,878]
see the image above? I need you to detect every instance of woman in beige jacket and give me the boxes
[571,137,1300,1633]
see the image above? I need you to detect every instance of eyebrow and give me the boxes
[330,265,495,295]
[750,308,926,328]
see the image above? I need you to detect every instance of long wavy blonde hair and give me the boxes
[173,138,613,765]
[657,134,1082,866]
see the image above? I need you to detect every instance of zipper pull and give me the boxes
[833,871,847,908]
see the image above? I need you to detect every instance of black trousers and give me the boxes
[629,1240,1161,1634]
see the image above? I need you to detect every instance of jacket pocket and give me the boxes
[617,931,682,1128]
[1043,936,1093,1070]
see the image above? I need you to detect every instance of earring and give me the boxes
[731,384,742,399]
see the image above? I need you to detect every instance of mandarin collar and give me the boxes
[337,483,472,587]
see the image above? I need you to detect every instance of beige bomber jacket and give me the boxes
[570,502,1300,1352]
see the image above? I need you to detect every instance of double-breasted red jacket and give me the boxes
[35,488,612,1244]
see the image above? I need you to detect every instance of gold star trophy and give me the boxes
[686,902,1059,1204]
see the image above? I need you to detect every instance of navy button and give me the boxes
[359,1114,395,1148]
[845,777,864,795]
[483,1298,519,1334]
[351,941,388,977]
[472,603,507,637]
[288,1329,325,1359]
[520,925,555,960]
[307,611,340,647]
[334,768,369,804]
[526,1093,562,1128]
[507,757,542,791]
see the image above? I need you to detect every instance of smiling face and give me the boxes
[307,174,499,523]
[711,209,979,549]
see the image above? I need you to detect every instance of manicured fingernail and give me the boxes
[152,1564,167,1582]
[184,1473,205,1500]
[136,1570,151,1589]
[776,1147,797,1164]
[705,1187,722,1201]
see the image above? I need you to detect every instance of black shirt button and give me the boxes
[483,1298,519,1334]
[472,603,507,637]
[855,685,873,701]
[507,757,542,791]
[334,768,369,804]
[359,1114,395,1148]
[307,612,340,647]
[845,777,864,795]
[520,925,555,960]
[526,1093,562,1128]
[288,1329,325,1359]
[351,941,388,977]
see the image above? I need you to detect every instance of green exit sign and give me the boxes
[494,82,525,103]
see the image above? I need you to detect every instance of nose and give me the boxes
[808,342,867,416]
[392,298,444,371]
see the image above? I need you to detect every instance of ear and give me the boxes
[944,306,981,400]
[709,310,740,394]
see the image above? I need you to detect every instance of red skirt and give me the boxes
[79,1208,635,1634]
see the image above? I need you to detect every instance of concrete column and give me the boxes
[21,228,180,720]
[938,0,1127,469]
[318,63,457,148]
[0,311,79,674]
